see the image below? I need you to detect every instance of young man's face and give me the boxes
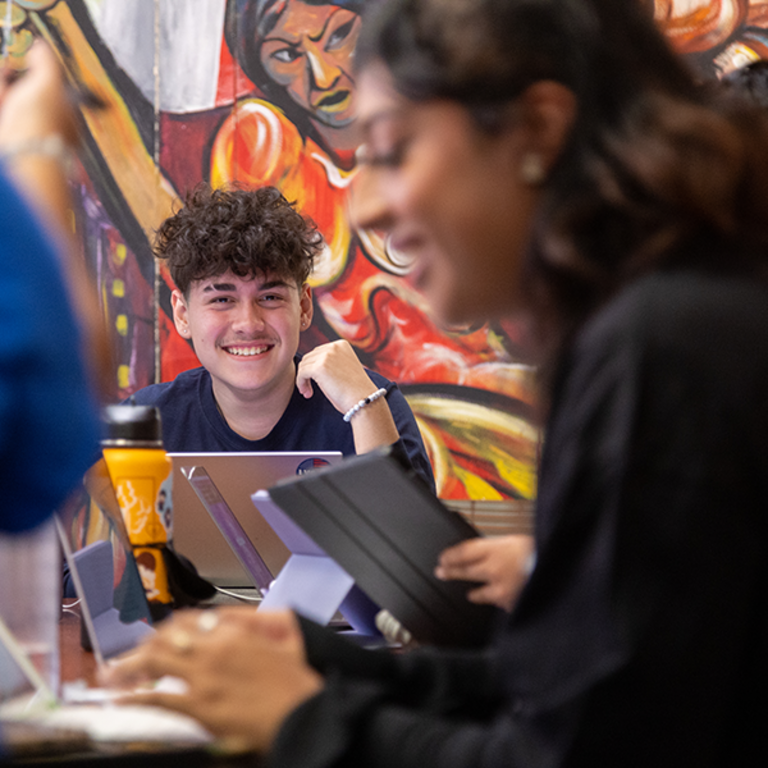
[172,271,313,402]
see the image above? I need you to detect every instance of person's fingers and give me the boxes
[100,612,207,686]
[435,559,488,582]
[115,689,196,718]
[105,607,321,753]
[103,608,303,690]
[297,341,376,408]
[465,584,496,603]
[0,39,77,146]
[217,607,303,647]
[294,366,314,398]
[465,583,510,608]
[438,539,487,568]
[238,608,301,639]
[102,646,186,688]
[15,41,60,95]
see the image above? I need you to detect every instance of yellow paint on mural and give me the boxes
[117,365,131,390]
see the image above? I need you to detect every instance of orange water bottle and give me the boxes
[101,404,174,620]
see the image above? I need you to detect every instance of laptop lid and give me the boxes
[55,459,154,663]
[179,466,274,594]
[169,452,343,587]
[262,447,498,648]
[0,616,56,708]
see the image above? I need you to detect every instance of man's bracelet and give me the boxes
[343,387,388,422]
[0,134,73,171]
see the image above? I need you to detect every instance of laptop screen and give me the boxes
[168,451,343,587]
[55,459,154,662]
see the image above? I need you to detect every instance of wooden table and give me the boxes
[59,601,98,688]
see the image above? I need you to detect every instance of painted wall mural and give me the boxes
[654,0,768,75]
[1,0,762,500]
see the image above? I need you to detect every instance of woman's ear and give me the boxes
[516,81,577,183]
[171,290,191,339]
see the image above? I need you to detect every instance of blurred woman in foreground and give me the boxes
[104,1,768,765]
[0,42,101,532]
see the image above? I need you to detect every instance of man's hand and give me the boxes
[296,339,380,410]
[296,340,400,453]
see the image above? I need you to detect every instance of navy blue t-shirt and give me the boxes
[130,360,435,492]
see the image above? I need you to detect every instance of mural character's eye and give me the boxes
[272,45,302,64]
[326,19,356,51]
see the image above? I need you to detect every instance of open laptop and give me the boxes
[169,452,343,587]
[0,612,212,750]
[55,458,155,662]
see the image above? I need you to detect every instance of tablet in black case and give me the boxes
[265,448,498,647]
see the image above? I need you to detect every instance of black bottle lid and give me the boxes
[101,404,164,448]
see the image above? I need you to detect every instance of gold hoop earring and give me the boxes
[520,153,546,186]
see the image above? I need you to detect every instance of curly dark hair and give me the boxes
[154,184,324,295]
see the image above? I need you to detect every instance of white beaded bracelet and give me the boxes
[343,387,388,422]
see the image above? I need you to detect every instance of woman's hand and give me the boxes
[101,607,323,753]
[0,40,78,149]
[435,535,535,612]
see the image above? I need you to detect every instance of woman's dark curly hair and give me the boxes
[154,184,324,296]
[356,0,768,361]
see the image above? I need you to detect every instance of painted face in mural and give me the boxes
[352,64,542,326]
[257,0,361,129]
[171,271,313,403]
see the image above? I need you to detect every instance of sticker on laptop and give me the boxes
[296,457,334,475]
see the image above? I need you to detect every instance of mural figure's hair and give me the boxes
[356,0,768,360]
[224,0,366,146]
[154,183,324,296]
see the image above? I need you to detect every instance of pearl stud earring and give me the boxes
[520,153,546,186]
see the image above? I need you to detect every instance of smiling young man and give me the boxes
[130,184,434,490]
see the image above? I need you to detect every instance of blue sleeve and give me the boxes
[0,171,100,532]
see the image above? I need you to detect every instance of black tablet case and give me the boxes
[266,448,497,647]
